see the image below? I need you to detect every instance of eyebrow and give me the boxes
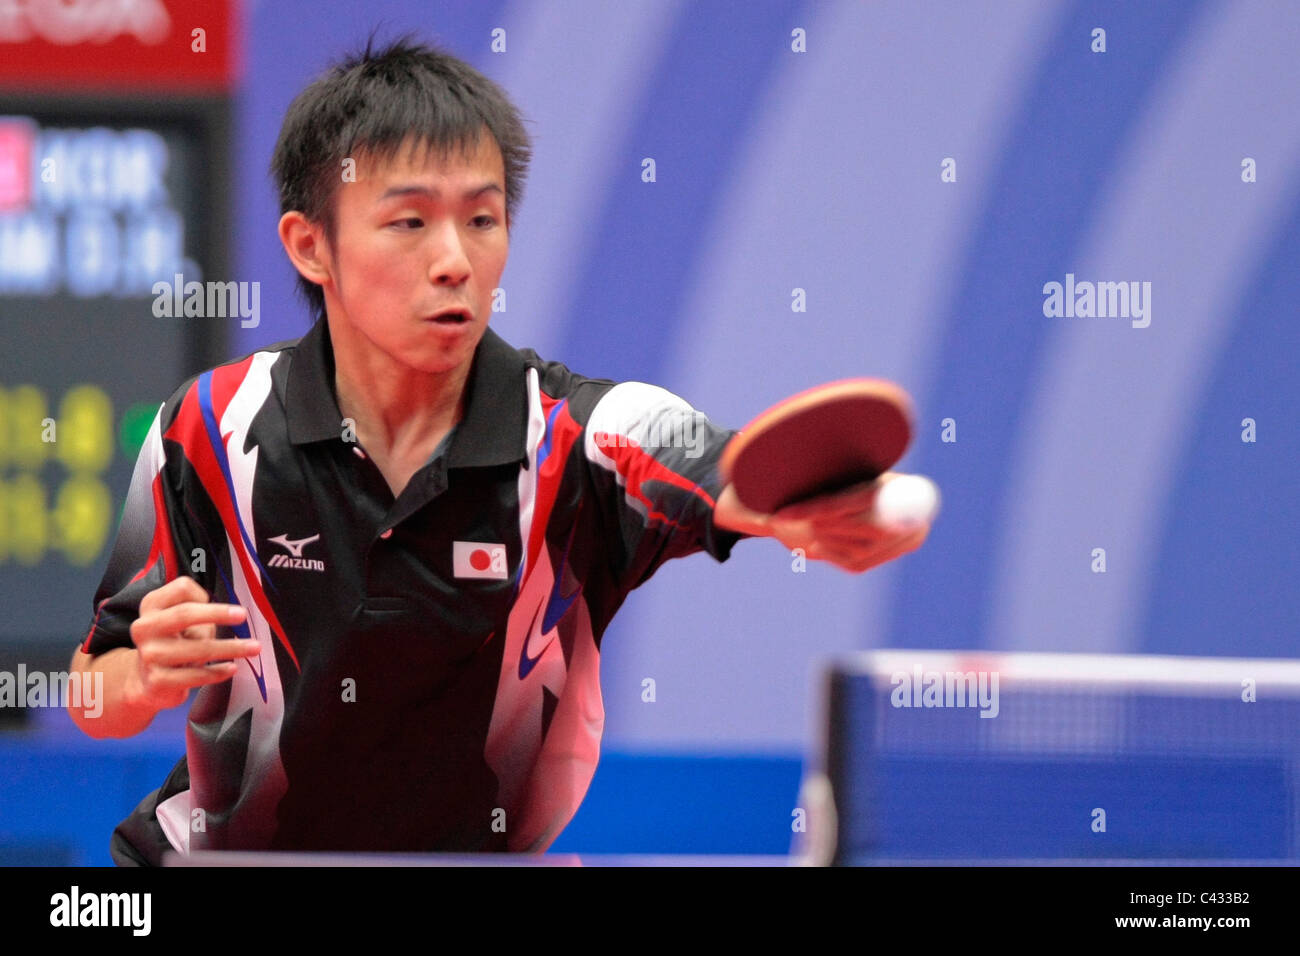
[377,183,504,203]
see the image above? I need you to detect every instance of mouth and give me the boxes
[426,308,473,325]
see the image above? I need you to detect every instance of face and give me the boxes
[317,131,508,376]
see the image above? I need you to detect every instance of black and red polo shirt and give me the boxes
[81,316,747,864]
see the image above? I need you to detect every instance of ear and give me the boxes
[278,211,333,290]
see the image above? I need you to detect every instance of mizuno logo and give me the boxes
[267,533,324,571]
[268,533,320,557]
[267,554,324,570]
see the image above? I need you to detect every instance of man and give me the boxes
[68,37,928,864]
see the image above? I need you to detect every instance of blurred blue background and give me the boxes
[2,0,1297,864]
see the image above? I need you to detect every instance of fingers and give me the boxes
[771,472,902,522]
[130,601,246,646]
[138,574,211,614]
[138,636,261,669]
[136,658,248,711]
[130,578,256,711]
[769,512,911,552]
[713,483,777,537]
[802,522,900,548]
[133,631,258,711]
[144,662,243,694]
[772,472,937,547]
[861,526,929,567]
[806,525,929,573]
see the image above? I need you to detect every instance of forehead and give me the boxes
[354,132,505,190]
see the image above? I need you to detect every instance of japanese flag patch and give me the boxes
[453,541,509,580]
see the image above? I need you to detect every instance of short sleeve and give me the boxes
[80,403,200,657]
[582,381,749,591]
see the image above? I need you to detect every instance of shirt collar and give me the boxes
[285,317,529,468]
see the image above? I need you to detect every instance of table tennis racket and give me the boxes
[720,378,915,515]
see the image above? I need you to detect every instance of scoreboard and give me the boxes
[0,0,234,653]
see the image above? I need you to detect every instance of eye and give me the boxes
[471,215,497,228]
[389,217,423,229]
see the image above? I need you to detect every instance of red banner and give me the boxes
[0,0,237,94]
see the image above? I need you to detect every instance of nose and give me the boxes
[428,219,472,286]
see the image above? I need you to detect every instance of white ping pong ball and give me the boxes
[871,475,940,529]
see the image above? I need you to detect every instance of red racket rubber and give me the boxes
[720,378,915,514]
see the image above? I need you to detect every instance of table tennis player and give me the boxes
[66,36,930,865]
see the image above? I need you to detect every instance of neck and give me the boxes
[328,321,472,456]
